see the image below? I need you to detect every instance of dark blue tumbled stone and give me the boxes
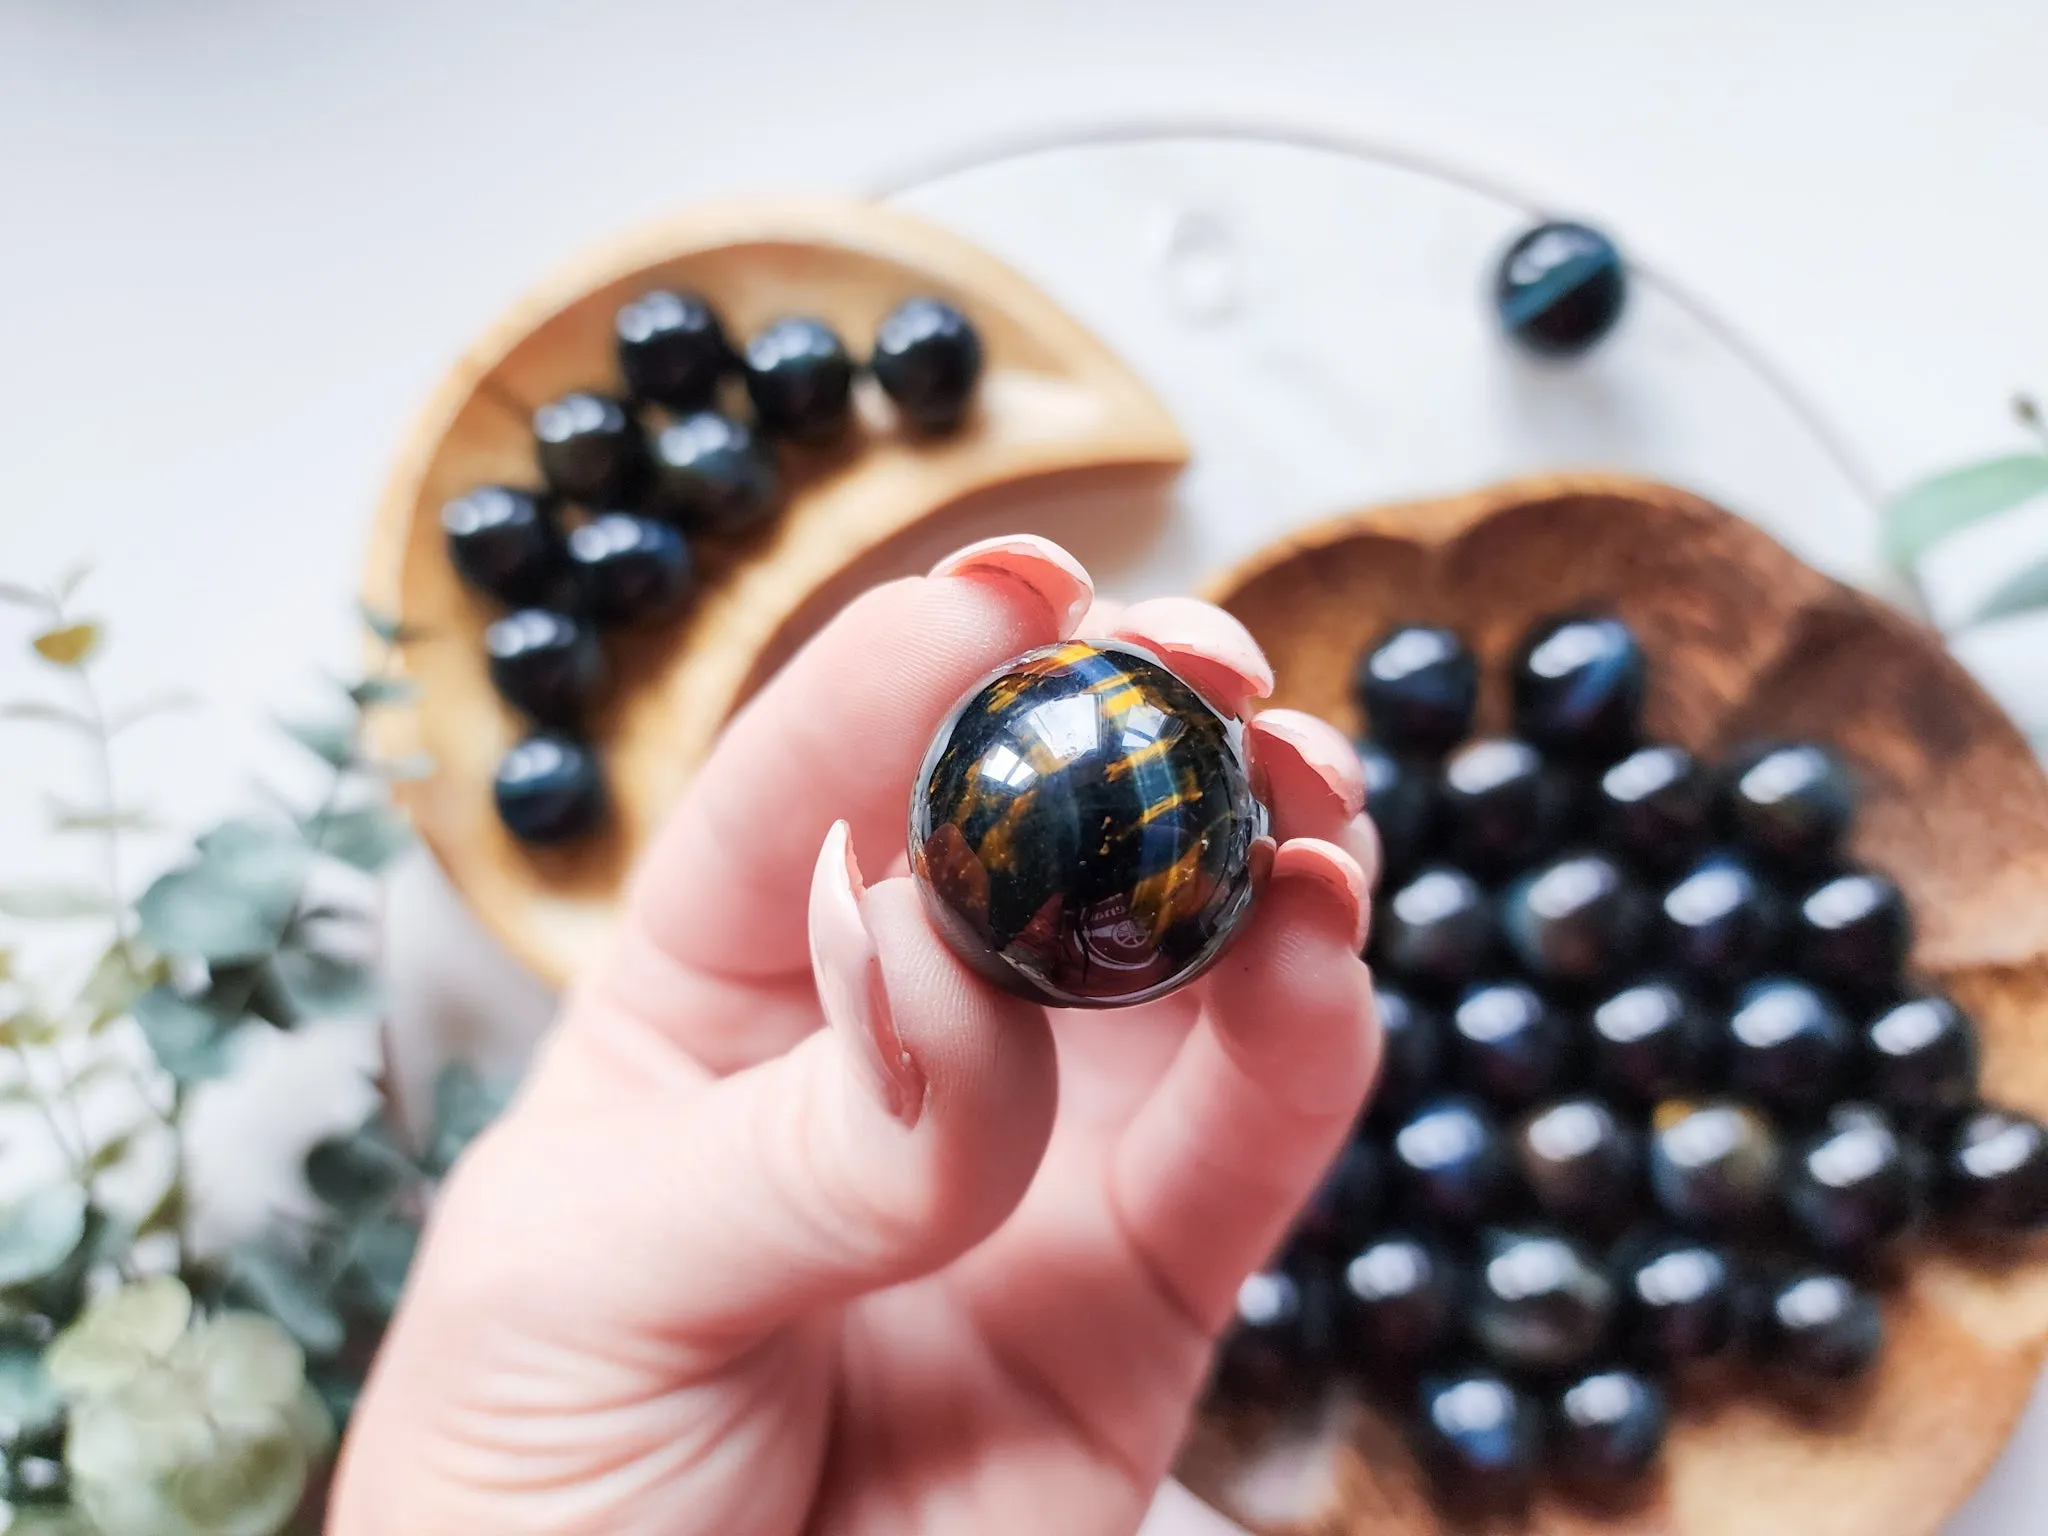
[565,513,693,627]
[493,733,605,845]
[910,641,1264,1008]
[1510,614,1646,762]
[1495,220,1628,358]
[649,411,782,537]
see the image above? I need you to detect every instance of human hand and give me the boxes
[330,535,1381,1535]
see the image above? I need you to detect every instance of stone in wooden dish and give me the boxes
[1185,471,2048,1536]
[361,199,1187,987]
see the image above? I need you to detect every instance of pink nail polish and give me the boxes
[1109,597,1275,716]
[928,534,1094,638]
[1270,837,1370,953]
[809,822,926,1127]
[1249,710,1367,819]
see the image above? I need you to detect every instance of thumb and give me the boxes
[543,821,1059,1355]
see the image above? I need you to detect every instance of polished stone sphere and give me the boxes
[909,641,1265,1008]
[1494,220,1628,358]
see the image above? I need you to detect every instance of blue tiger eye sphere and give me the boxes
[909,641,1266,1008]
[1495,220,1628,358]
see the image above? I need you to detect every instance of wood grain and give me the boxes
[1193,471,2048,1536]
[360,199,1188,986]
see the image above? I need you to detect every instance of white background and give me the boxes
[2,2,2046,1531]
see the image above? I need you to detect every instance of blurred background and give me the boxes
[2,2,2046,1531]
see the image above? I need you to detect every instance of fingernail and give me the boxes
[1269,837,1370,953]
[809,822,925,1127]
[1109,597,1274,717]
[928,535,1094,638]
[1248,710,1367,820]
[1344,812,1383,896]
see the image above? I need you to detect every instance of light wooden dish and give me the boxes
[1185,471,2048,1536]
[361,199,1187,987]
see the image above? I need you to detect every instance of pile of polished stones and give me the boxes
[439,291,985,844]
[1214,614,2048,1511]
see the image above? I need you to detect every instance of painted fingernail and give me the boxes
[1249,709,1367,820]
[1110,597,1274,717]
[928,535,1094,638]
[809,822,925,1127]
[1270,836,1370,953]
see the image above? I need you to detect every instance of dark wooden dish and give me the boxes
[360,199,1186,986]
[1188,471,2048,1536]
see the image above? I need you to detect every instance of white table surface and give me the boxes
[3,3,2046,1531]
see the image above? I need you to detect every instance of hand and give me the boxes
[330,535,1381,1535]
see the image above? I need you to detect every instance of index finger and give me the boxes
[622,535,1094,994]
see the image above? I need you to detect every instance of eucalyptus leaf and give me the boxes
[51,804,159,835]
[305,804,409,874]
[1,700,96,735]
[0,885,112,921]
[166,1420,309,1536]
[1886,452,2048,567]
[5,1508,95,1535]
[171,1313,303,1415]
[206,961,299,1031]
[271,950,380,1021]
[304,1123,413,1215]
[274,704,355,769]
[45,1274,191,1398]
[0,1186,87,1288]
[15,1208,108,1329]
[0,1337,63,1440]
[0,580,49,611]
[424,1063,515,1175]
[337,1213,418,1322]
[224,1244,345,1362]
[358,602,423,646]
[137,822,307,963]
[132,989,236,1083]
[1964,548,2048,626]
[30,623,102,668]
[347,676,417,707]
[76,944,165,1032]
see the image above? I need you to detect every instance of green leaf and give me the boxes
[135,869,285,965]
[304,1124,414,1215]
[274,704,355,768]
[44,1274,191,1398]
[4,1006,62,1047]
[49,803,158,835]
[136,821,308,964]
[166,1420,310,1536]
[0,1336,63,1440]
[204,961,299,1031]
[424,1063,515,1176]
[270,949,380,1020]
[5,1508,94,1535]
[358,602,424,646]
[0,885,112,922]
[132,989,237,1083]
[337,1213,418,1323]
[347,676,417,707]
[0,580,49,611]
[224,1244,345,1362]
[284,1380,335,1463]
[75,945,166,1033]
[171,1312,304,1415]
[1,700,96,735]
[0,1187,87,1288]
[305,804,409,874]
[1964,548,2048,627]
[1886,452,2048,567]
[30,622,101,668]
